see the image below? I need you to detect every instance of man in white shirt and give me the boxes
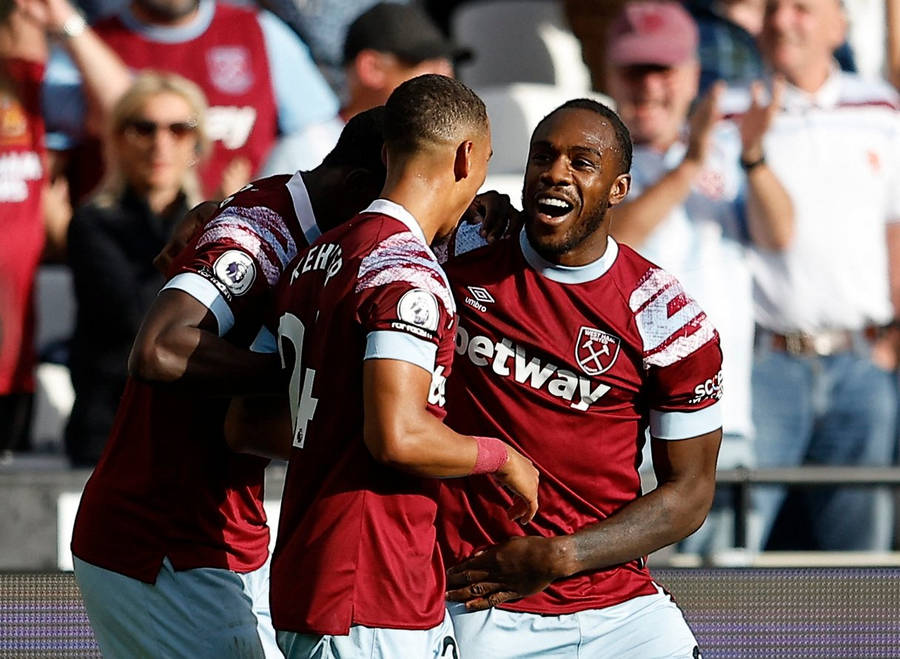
[605,1,793,556]
[745,0,900,551]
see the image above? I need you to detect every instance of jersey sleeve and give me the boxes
[631,266,724,439]
[164,189,299,335]
[354,230,456,374]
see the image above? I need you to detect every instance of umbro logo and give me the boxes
[467,286,494,304]
[464,286,494,313]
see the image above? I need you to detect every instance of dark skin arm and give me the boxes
[225,393,292,460]
[128,289,282,396]
[446,428,722,610]
[224,357,542,523]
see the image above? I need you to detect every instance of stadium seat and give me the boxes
[32,265,76,448]
[451,0,593,91]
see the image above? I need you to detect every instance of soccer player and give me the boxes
[262,74,539,658]
[439,99,723,658]
[70,107,387,658]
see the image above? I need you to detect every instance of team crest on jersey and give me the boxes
[206,46,254,94]
[214,249,256,296]
[397,289,439,332]
[575,326,620,376]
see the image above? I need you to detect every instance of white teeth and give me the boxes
[538,197,571,209]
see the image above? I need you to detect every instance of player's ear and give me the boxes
[608,173,631,207]
[454,140,473,182]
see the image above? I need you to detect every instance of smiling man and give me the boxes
[438,99,723,659]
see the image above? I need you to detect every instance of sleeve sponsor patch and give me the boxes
[197,205,297,286]
[213,250,256,296]
[396,289,439,332]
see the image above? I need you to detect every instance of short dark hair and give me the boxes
[0,0,15,24]
[537,99,633,175]
[320,106,386,180]
[383,74,488,155]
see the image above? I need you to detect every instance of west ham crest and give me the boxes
[206,46,254,95]
[575,326,620,376]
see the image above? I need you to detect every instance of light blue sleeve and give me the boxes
[41,45,87,150]
[258,10,339,135]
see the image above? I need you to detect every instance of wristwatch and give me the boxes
[58,13,87,39]
[739,154,766,171]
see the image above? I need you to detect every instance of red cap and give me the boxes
[607,1,699,66]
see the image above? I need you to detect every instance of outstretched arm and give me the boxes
[446,428,721,610]
[364,358,539,523]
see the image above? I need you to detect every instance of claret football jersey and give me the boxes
[71,173,319,582]
[269,199,457,636]
[438,229,723,614]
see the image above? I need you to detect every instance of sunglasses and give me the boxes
[124,118,198,140]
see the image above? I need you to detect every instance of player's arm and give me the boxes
[363,357,539,523]
[128,289,281,395]
[446,428,721,610]
[224,393,292,460]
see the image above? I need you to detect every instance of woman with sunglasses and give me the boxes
[65,71,209,467]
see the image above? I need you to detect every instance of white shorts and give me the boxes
[73,555,282,658]
[448,585,700,659]
[277,611,457,659]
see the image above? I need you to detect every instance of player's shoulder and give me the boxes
[348,211,455,314]
[444,230,512,278]
[611,243,719,364]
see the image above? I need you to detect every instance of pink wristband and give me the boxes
[472,436,509,474]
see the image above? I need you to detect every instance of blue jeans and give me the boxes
[751,343,897,550]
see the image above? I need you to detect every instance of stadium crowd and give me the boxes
[1,0,900,654]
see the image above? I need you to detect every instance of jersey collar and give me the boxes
[519,228,619,284]
[287,172,321,244]
[120,0,215,43]
[362,199,430,248]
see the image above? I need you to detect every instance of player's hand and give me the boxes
[445,535,562,611]
[494,446,539,524]
[153,200,219,274]
[463,190,522,243]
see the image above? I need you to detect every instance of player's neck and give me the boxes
[380,167,466,246]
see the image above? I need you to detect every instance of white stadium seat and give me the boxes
[452,0,593,91]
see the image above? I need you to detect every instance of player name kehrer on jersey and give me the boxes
[290,241,343,286]
[455,325,611,411]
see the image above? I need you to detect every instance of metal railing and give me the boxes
[716,466,900,548]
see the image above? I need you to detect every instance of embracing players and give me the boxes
[440,99,723,658]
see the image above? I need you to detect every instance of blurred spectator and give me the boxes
[260,2,468,175]
[687,0,766,94]
[65,71,207,467]
[0,0,49,454]
[42,0,338,208]
[746,0,900,551]
[605,1,792,556]
[15,0,131,260]
[254,0,408,94]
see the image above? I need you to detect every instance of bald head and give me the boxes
[760,0,846,91]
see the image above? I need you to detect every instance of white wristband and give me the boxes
[59,13,87,39]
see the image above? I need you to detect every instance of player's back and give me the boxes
[270,201,457,636]
[72,174,318,582]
